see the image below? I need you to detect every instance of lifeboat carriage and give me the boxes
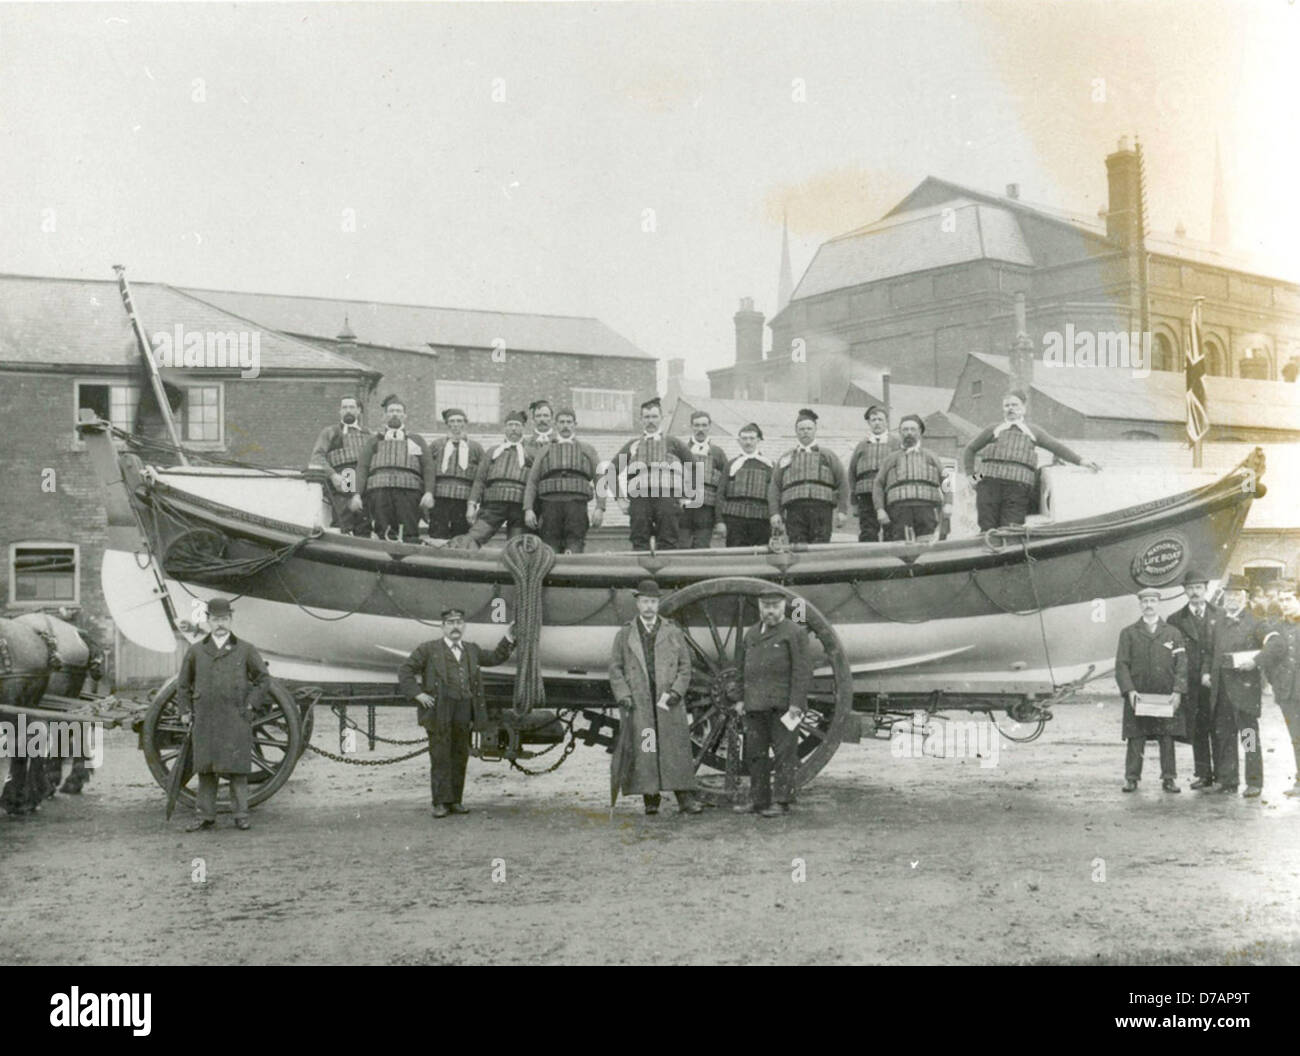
[78,416,1264,811]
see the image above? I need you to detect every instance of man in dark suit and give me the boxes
[1206,574,1288,798]
[398,610,515,817]
[1115,587,1188,793]
[1167,568,1219,789]
[732,587,812,816]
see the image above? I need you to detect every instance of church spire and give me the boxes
[1210,136,1230,248]
[777,208,794,310]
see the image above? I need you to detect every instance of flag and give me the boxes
[1185,300,1209,445]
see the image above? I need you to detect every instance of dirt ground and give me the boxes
[4,689,1300,966]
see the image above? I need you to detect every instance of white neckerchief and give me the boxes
[865,431,889,444]
[383,428,405,442]
[441,437,470,472]
[341,422,361,434]
[729,451,772,476]
[993,420,1036,441]
[555,434,576,445]
[796,442,820,454]
[533,428,554,446]
[492,438,527,469]
[689,438,711,456]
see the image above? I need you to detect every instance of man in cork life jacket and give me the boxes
[768,408,848,544]
[847,404,900,543]
[308,395,371,536]
[427,408,484,542]
[528,399,556,450]
[677,410,728,549]
[872,414,946,542]
[522,408,606,553]
[465,409,533,545]
[962,389,1100,531]
[353,395,435,542]
[615,396,692,551]
[717,422,774,548]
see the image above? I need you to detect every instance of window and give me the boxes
[1239,347,1271,381]
[183,384,222,442]
[971,379,983,399]
[571,387,634,431]
[436,381,500,423]
[76,381,140,433]
[10,544,78,605]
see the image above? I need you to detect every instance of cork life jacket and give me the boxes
[625,433,683,496]
[882,448,943,507]
[482,444,531,505]
[718,457,772,521]
[979,425,1039,487]
[326,428,367,493]
[367,435,424,492]
[852,436,896,497]
[685,442,723,506]
[537,441,596,500]
[779,447,836,506]
[432,438,481,501]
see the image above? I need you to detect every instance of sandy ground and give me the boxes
[4,690,1300,966]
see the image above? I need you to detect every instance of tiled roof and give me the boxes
[972,353,1300,432]
[182,287,652,360]
[0,274,374,374]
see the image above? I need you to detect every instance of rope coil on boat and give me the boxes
[501,535,557,714]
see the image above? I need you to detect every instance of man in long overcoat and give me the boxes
[176,597,269,831]
[608,579,701,815]
[398,609,515,817]
[1115,587,1188,793]
[1166,568,1219,788]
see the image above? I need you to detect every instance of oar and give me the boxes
[165,729,192,821]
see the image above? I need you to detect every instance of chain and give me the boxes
[304,741,429,765]
[507,710,581,775]
[328,702,427,745]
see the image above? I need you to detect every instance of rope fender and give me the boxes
[501,535,556,715]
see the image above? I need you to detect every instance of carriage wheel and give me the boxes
[142,675,303,811]
[660,577,853,805]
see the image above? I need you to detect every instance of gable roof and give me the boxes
[0,274,375,375]
[847,369,956,421]
[969,352,1300,432]
[181,287,652,360]
[669,395,877,438]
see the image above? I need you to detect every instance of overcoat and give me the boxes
[608,617,695,794]
[176,633,270,774]
[1207,612,1288,718]
[1114,618,1188,739]
[739,618,812,712]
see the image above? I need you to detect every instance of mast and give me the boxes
[114,264,188,464]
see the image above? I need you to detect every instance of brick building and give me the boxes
[182,289,657,436]
[0,273,378,684]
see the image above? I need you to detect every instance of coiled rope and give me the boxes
[501,534,556,715]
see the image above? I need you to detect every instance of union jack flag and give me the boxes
[1185,299,1209,445]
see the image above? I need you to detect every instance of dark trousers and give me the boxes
[724,515,771,548]
[629,497,680,550]
[887,501,938,541]
[539,498,590,553]
[1188,684,1217,781]
[856,493,883,542]
[428,499,470,540]
[196,772,249,821]
[427,722,471,805]
[677,503,716,548]
[327,488,371,536]
[369,487,421,541]
[1124,736,1176,781]
[643,792,695,811]
[1214,692,1262,788]
[744,709,797,808]
[976,477,1034,531]
[783,500,833,544]
[467,501,525,545]
[1279,690,1300,781]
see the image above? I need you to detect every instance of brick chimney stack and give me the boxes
[733,297,765,365]
[1008,292,1035,409]
[1104,136,1139,248]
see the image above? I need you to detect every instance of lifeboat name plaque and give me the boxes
[1130,534,1188,586]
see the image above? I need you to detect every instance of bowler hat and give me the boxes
[632,579,662,598]
[1223,573,1252,592]
[207,597,234,617]
[1182,567,1210,586]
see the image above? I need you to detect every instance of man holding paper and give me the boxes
[732,587,812,816]
[1115,586,1188,793]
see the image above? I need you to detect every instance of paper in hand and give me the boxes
[656,693,672,711]
[780,710,802,731]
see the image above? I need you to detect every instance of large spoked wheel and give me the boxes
[142,675,303,811]
[660,577,854,805]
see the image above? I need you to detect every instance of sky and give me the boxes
[2,1,1297,381]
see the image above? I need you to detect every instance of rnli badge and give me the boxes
[1131,534,1188,586]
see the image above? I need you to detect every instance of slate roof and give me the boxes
[848,369,956,421]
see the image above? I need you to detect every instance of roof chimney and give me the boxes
[733,297,764,366]
[881,371,892,421]
[1005,183,1020,200]
[1104,137,1139,248]
[1008,291,1035,407]
[336,315,357,345]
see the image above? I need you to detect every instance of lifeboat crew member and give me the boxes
[962,389,1100,530]
[871,414,945,542]
[1166,568,1220,790]
[528,399,556,450]
[522,408,606,553]
[353,395,435,542]
[615,396,692,551]
[768,408,848,544]
[677,410,728,549]
[308,395,371,536]
[1115,587,1189,793]
[426,408,484,542]
[465,409,532,545]
[717,422,773,548]
[399,609,515,818]
[847,405,899,542]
